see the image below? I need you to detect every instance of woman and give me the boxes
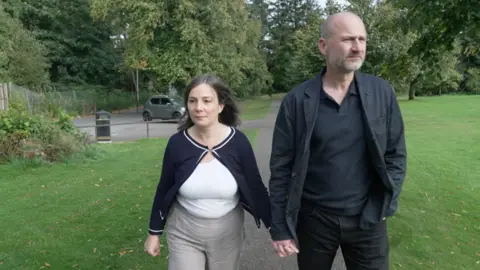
[144,74,271,270]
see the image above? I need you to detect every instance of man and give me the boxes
[268,12,407,270]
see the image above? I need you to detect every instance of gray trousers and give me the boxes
[166,201,245,270]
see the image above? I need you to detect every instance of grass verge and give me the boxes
[238,93,286,121]
[389,95,479,270]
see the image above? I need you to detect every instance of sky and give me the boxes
[315,0,349,7]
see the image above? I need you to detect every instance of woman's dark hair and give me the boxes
[177,74,241,131]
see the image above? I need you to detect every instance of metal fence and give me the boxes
[6,83,97,116]
[3,82,164,116]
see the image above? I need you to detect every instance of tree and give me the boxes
[398,0,479,60]
[91,0,271,97]
[0,4,49,88]
[4,0,124,89]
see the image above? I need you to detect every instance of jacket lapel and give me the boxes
[303,73,322,133]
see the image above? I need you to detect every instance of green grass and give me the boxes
[2,95,479,269]
[389,95,480,270]
[239,94,285,120]
[0,129,259,269]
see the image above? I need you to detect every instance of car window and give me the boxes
[160,98,170,105]
[150,98,160,105]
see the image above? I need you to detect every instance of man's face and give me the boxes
[318,16,367,73]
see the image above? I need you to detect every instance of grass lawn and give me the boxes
[239,94,285,120]
[389,95,479,269]
[1,94,479,269]
[0,129,259,269]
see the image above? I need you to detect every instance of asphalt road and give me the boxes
[73,112,267,142]
[238,101,346,270]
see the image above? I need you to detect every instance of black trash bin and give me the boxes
[95,110,111,143]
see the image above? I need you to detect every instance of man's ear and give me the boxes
[318,37,327,56]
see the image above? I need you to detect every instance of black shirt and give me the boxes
[303,80,376,216]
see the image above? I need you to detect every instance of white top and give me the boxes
[177,158,239,218]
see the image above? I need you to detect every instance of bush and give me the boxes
[0,109,90,164]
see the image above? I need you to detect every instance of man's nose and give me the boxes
[351,39,363,51]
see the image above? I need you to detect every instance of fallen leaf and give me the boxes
[93,248,97,253]
[136,204,139,207]
[119,250,127,256]
[0,261,3,264]
[106,266,111,269]
[129,250,134,253]
[95,184,100,187]
[44,262,51,267]
[107,198,111,202]
[72,264,78,268]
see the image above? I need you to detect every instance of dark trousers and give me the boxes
[296,203,389,270]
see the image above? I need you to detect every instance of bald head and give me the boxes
[321,12,365,40]
[317,11,367,73]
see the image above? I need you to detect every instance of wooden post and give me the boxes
[0,84,5,111]
[24,89,32,115]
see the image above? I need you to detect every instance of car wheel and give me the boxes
[143,112,152,122]
[172,112,182,120]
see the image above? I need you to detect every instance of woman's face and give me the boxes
[187,83,224,128]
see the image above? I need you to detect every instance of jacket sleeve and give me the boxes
[385,87,407,216]
[238,133,272,229]
[269,96,296,241]
[148,138,175,235]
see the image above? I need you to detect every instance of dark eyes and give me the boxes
[188,99,212,103]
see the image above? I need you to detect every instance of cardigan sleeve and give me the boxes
[148,137,176,235]
[238,132,272,229]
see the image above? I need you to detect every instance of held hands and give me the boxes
[144,235,161,257]
[272,239,299,257]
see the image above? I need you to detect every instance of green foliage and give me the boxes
[0,109,90,164]
[3,0,124,88]
[91,0,271,97]
[398,0,479,60]
[0,4,50,88]
[465,68,480,93]
[283,12,325,89]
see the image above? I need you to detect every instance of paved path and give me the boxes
[74,100,347,269]
[74,112,268,142]
[239,101,347,270]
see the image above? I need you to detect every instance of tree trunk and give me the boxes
[408,75,419,100]
[408,85,416,100]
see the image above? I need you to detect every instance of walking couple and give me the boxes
[144,11,407,270]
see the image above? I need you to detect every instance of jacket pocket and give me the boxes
[370,115,387,151]
[370,115,387,135]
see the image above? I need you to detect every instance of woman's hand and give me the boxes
[144,235,161,257]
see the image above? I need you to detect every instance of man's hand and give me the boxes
[272,239,299,257]
[144,235,161,257]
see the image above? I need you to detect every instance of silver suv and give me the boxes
[142,95,185,121]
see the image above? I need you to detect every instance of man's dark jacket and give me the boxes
[268,69,407,242]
